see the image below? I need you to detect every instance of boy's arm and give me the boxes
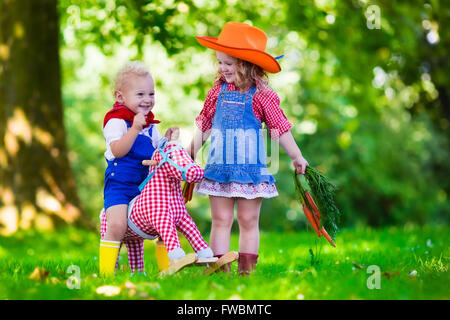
[110,113,146,158]
[278,130,308,174]
[164,127,180,141]
[110,127,139,158]
[151,126,180,149]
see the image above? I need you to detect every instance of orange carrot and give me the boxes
[305,191,320,220]
[302,205,321,237]
[320,227,336,247]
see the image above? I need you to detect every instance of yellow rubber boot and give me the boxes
[156,239,170,271]
[99,240,120,277]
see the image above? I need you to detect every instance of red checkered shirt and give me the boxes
[195,81,292,138]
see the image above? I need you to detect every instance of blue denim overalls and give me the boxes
[204,82,275,185]
[103,122,156,210]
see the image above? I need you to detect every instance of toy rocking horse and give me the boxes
[100,130,238,276]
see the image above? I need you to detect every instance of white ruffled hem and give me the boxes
[194,178,278,199]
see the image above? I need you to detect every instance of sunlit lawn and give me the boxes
[0,225,448,300]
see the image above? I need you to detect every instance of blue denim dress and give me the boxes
[103,122,156,210]
[204,83,275,185]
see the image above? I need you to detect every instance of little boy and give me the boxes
[99,61,176,276]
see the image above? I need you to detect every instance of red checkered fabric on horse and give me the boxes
[100,140,208,274]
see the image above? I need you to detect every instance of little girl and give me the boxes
[187,22,309,275]
[100,61,176,276]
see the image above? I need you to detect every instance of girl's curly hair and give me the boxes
[214,57,269,92]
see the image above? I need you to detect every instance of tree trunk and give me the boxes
[0,0,92,235]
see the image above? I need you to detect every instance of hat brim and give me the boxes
[196,36,281,73]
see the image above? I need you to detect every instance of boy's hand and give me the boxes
[132,113,147,132]
[293,155,309,175]
[165,127,180,141]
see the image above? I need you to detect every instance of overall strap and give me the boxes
[219,82,229,93]
[247,85,257,97]
[124,120,132,129]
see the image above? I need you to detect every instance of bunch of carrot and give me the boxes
[293,166,341,247]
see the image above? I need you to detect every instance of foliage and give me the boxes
[56,0,450,229]
[0,225,448,299]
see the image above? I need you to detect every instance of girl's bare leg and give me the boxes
[236,197,262,254]
[209,196,235,255]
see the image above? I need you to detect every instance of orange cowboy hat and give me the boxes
[196,22,282,73]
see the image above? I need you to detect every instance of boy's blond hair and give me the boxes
[114,61,152,91]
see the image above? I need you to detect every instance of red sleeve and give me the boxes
[254,88,292,139]
[195,83,221,132]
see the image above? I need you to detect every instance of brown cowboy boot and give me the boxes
[237,252,258,276]
[203,252,239,275]
[215,253,232,273]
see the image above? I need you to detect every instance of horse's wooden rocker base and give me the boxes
[202,251,239,275]
[158,251,239,276]
[159,253,199,277]
[195,257,219,265]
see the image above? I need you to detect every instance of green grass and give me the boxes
[0,225,448,300]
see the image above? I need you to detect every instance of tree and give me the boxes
[0,0,92,235]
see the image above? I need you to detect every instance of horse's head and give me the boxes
[151,135,204,183]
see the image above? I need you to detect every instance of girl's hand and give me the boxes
[132,113,146,132]
[293,155,309,175]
